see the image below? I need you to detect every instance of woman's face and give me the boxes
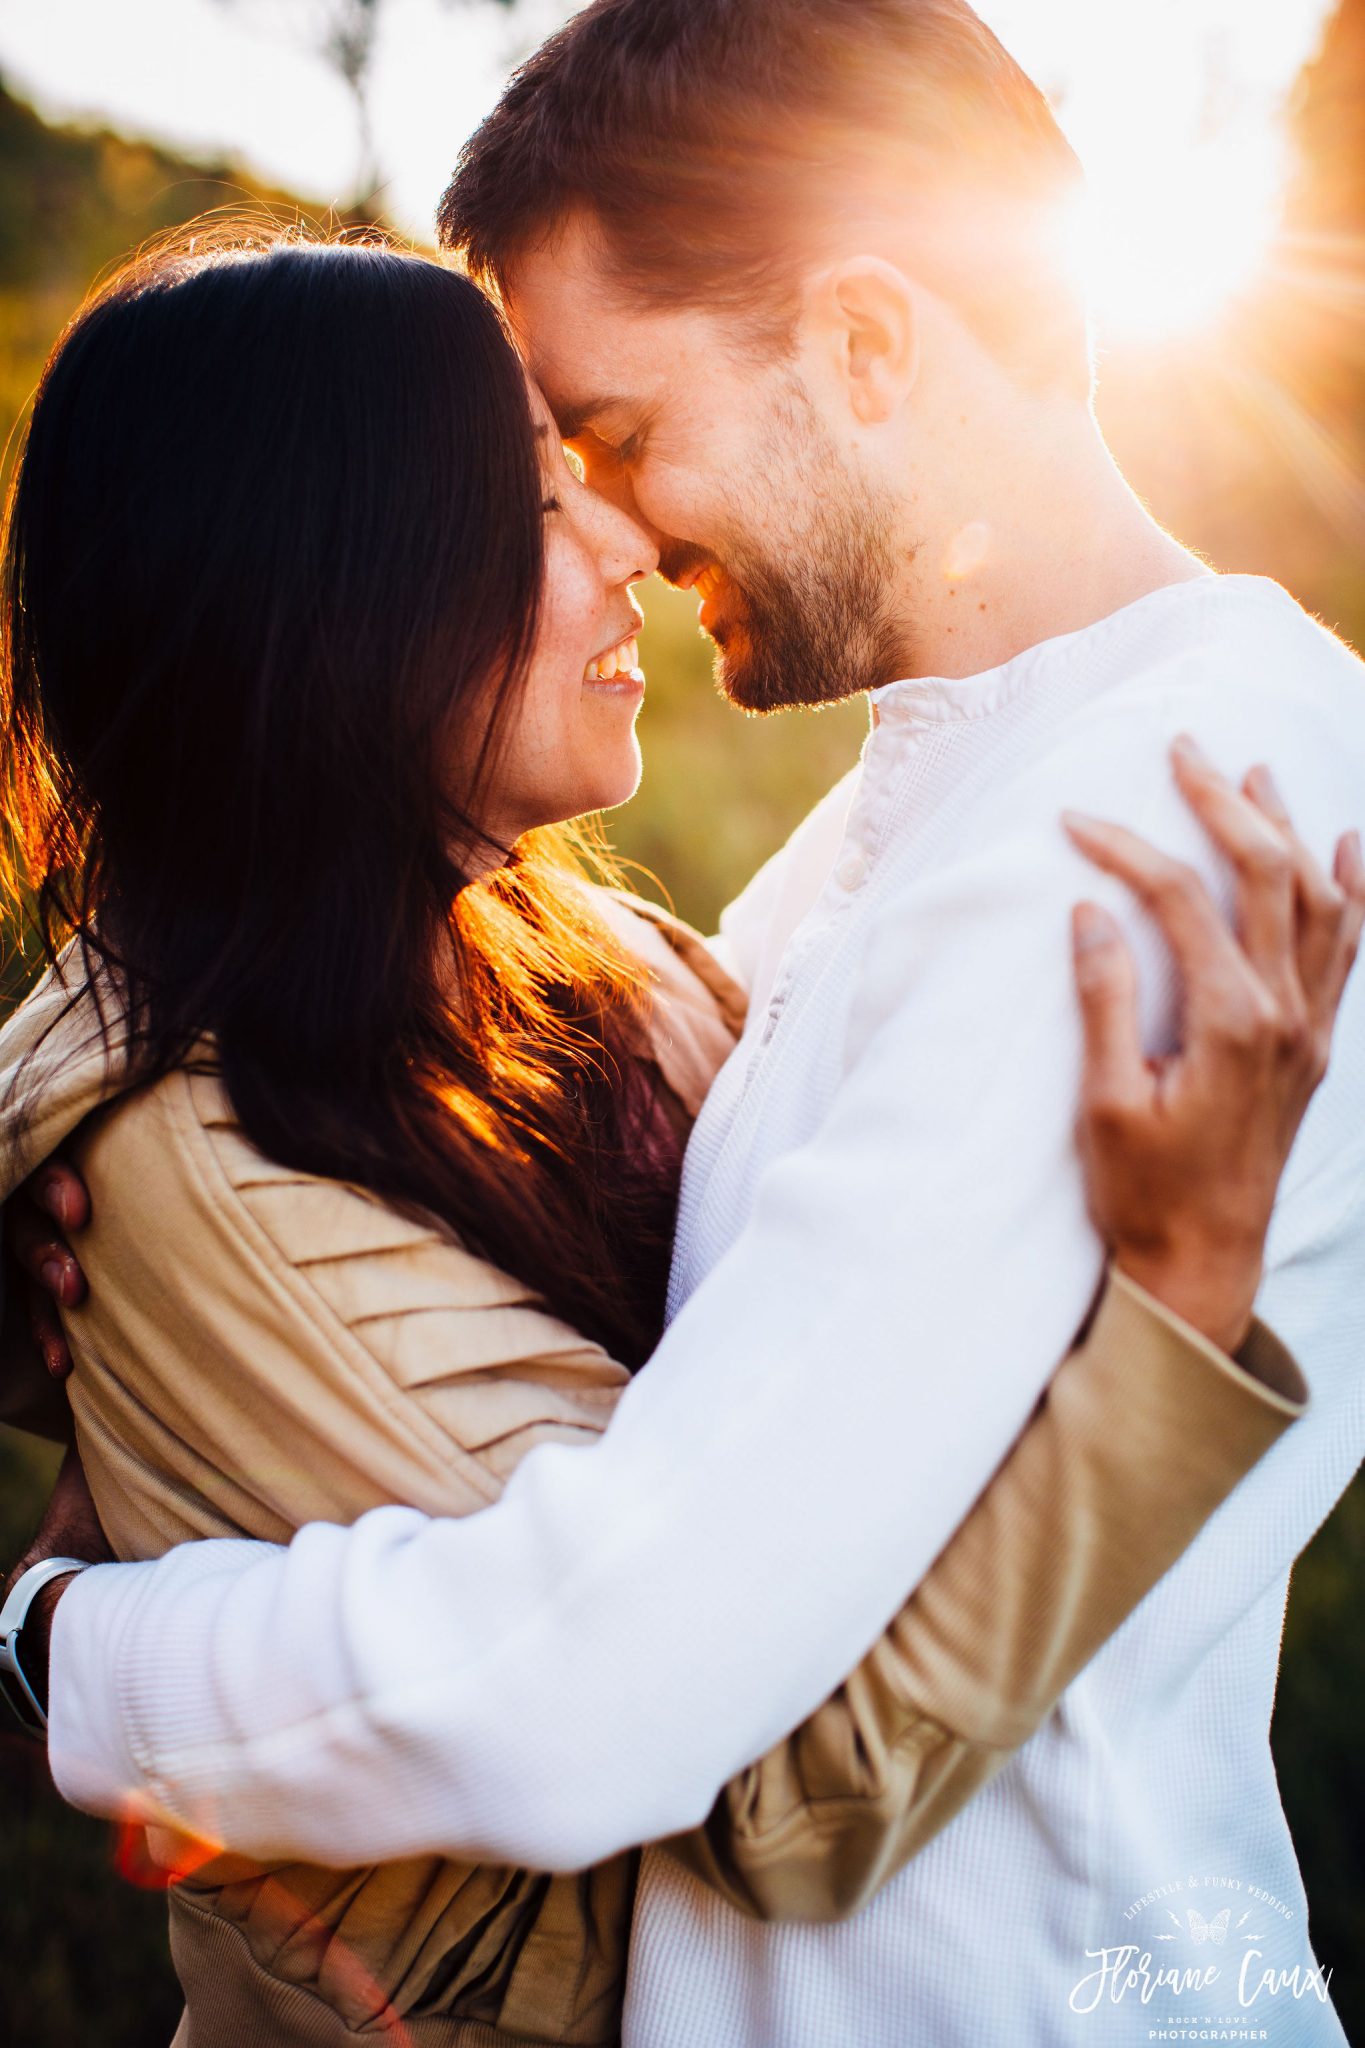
[472,383,659,851]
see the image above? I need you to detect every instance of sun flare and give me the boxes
[1070,129,1288,344]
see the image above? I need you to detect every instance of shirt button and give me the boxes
[835,848,868,890]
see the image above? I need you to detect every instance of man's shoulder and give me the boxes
[997,581,1365,843]
[859,579,1364,961]
[1083,577,1363,736]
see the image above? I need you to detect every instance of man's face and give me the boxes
[504,216,903,712]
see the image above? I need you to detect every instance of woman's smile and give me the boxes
[583,628,645,697]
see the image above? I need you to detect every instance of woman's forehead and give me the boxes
[523,374,557,434]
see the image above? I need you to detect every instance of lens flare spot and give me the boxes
[942,521,993,582]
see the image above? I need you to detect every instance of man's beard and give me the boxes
[705,387,904,714]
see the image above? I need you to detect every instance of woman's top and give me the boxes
[0,891,1306,2047]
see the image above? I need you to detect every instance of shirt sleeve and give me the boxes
[45,719,1277,1871]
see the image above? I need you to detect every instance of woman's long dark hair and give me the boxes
[1,228,679,1366]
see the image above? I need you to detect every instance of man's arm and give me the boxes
[39,740,1359,1872]
[24,1263,1305,1903]
[24,733,1365,1875]
[46,875,1113,1863]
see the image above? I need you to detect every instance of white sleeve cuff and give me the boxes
[47,1539,282,1829]
[48,1556,159,1818]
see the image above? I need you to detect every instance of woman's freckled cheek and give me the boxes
[536,551,601,754]
[537,542,588,667]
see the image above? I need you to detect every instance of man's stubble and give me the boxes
[708,374,906,714]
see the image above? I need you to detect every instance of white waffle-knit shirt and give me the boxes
[51,576,1365,2048]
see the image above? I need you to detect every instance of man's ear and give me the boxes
[808,258,920,424]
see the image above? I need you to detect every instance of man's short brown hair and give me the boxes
[439,0,1091,397]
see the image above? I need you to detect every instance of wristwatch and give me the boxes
[0,1557,91,1736]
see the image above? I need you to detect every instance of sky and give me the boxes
[0,0,1341,334]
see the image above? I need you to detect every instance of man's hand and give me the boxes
[3,1442,111,1721]
[4,1158,90,1381]
[1065,736,1365,1353]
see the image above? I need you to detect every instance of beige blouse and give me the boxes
[0,897,1305,2048]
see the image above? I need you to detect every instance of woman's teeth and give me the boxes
[584,636,643,684]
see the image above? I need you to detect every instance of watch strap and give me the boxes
[0,1556,91,1736]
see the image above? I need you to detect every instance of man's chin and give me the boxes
[715,644,862,715]
[715,645,785,715]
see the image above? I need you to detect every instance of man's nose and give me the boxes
[582,459,654,543]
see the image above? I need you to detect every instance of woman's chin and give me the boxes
[527,745,644,831]
[590,740,644,815]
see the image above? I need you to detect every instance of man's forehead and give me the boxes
[517,329,651,442]
[504,225,687,431]
[507,313,622,434]
[504,224,619,359]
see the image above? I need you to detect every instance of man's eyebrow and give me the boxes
[553,398,627,441]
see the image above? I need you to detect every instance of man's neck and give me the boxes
[893,416,1209,684]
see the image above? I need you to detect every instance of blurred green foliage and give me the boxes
[0,76,343,460]
[2,10,1364,2035]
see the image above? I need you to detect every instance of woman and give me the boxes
[0,230,1352,2046]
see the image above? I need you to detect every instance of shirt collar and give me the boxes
[869,574,1282,732]
[870,665,1033,727]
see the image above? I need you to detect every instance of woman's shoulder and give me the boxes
[60,1060,629,1546]
[84,1061,624,1373]
[0,947,131,1202]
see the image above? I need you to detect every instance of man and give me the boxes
[10,2,1365,2041]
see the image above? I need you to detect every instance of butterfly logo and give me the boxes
[1188,1908,1232,1946]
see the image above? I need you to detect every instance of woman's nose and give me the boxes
[597,490,659,589]
[570,451,658,576]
